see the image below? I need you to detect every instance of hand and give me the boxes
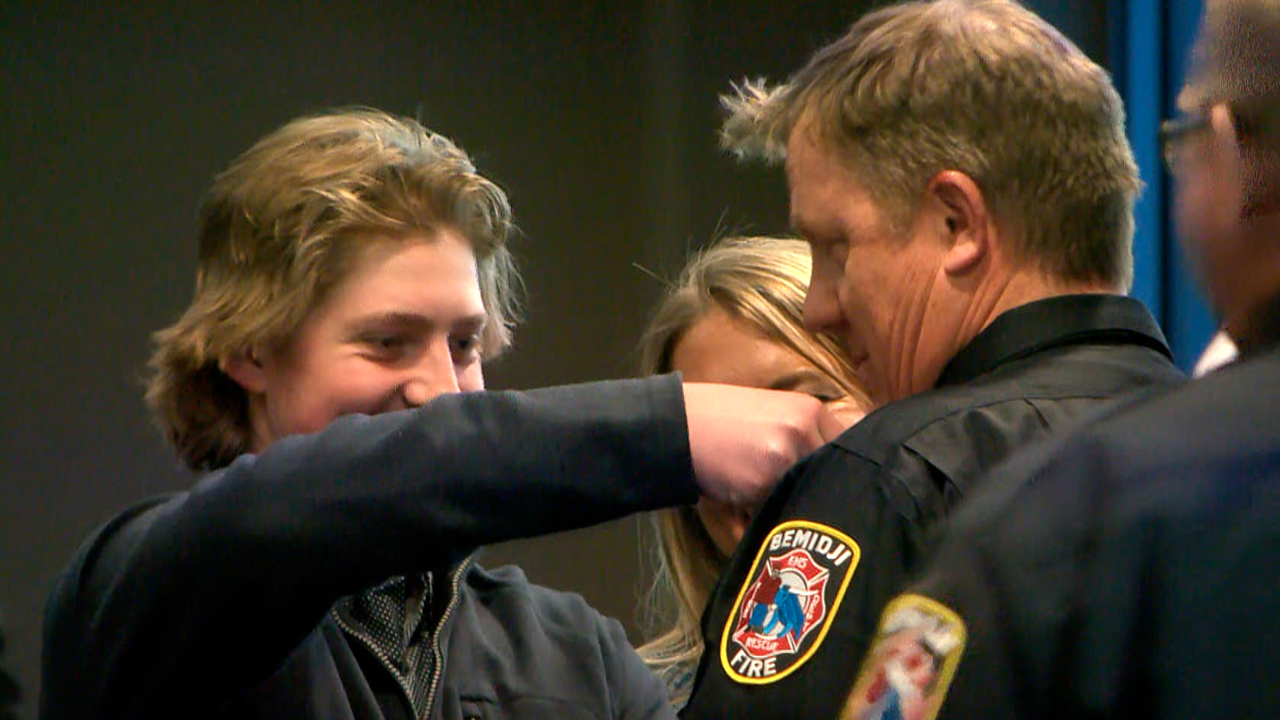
[682,383,832,507]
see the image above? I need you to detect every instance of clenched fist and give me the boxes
[682,383,854,508]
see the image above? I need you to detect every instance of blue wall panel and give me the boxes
[1112,0,1216,370]
[1163,0,1218,368]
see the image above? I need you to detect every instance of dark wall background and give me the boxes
[0,2,1106,713]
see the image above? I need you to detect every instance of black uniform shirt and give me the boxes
[680,294,1185,720]
[867,341,1280,720]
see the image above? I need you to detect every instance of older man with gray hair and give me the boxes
[680,2,1185,719]
[847,1,1280,718]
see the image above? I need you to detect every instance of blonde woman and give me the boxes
[636,236,873,709]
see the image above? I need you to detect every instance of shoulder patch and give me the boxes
[839,594,966,720]
[719,520,860,683]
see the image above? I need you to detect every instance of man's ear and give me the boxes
[220,348,268,394]
[927,170,990,275]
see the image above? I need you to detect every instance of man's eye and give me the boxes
[450,333,483,360]
[808,240,846,270]
[363,334,411,354]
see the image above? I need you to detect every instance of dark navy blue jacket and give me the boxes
[41,377,695,720]
[904,341,1280,720]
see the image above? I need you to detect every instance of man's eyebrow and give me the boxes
[452,313,489,331]
[353,311,430,330]
[352,311,488,330]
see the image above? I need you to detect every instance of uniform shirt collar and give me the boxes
[936,294,1171,388]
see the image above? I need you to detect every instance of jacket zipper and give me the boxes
[332,604,418,707]
[421,556,472,720]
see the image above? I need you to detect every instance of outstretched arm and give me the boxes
[43,378,692,718]
[42,376,830,719]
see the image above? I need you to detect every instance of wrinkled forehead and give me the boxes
[783,112,857,199]
[783,114,888,221]
[783,123,840,232]
[783,105,850,168]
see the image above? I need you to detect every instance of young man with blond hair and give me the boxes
[40,108,835,719]
[679,2,1184,718]
[856,1,1280,717]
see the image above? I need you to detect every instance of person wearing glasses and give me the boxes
[678,2,1185,720]
[844,1,1280,718]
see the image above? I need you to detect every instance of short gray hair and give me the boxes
[722,0,1139,289]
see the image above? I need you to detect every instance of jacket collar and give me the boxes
[936,294,1171,388]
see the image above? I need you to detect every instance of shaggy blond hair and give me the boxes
[635,236,870,706]
[146,109,519,471]
[721,0,1139,288]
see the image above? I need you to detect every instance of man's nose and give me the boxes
[803,279,842,332]
[400,341,461,407]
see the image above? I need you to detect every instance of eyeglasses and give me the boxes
[1159,113,1211,174]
